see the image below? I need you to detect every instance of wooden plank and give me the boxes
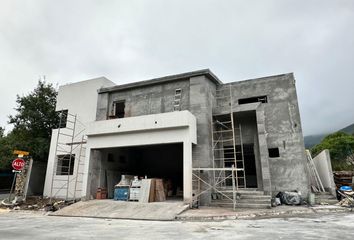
[154,179,166,202]
[149,179,156,202]
[139,179,151,203]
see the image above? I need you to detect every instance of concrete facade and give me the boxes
[43,77,115,198]
[43,69,309,205]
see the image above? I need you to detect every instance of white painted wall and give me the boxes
[82,111,197,203]
[313,149,336,196]
[43,77,115,198]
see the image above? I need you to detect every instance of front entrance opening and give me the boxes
[90,143,183,200]
[234,111,259,188]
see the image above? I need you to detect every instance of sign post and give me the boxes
[6,150,30,205]
[12,158,25,171]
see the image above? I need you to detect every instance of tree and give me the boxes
[0,81,58,169]
[0,126,4,138]
[311,132,354,171]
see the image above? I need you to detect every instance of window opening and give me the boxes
[56,154,75,175]
[110,101,125,118]
[57,110,68,128]
[238,96,267,105]
[268,148,280,158]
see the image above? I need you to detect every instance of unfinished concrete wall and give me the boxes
[78,70,308,204]
[214,74,308,196]
[95,148,134,198]
[189,76,217,204]
[313,150,336,196]
[27,162,47,196]
[96,80,190,120]
[241,74,307,196]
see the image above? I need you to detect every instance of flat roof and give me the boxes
[98,69,222,93]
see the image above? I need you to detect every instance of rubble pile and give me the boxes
[0,196,75,212]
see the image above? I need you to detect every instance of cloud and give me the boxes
[0,0,353,135]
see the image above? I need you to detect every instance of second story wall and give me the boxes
[56,77,115,125]
[215,73,302,136]
[96,79,190,120]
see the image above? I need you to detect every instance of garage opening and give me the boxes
[90,143,183,201]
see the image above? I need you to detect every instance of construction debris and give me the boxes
[336,186,354,209]
[334,171,354,188]
[306,150,325,193]
[113,176,167,203]
[0,196,74,212]
[276,191,303,205]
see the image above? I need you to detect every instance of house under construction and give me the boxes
[43,69,309,208]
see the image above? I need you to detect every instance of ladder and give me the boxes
[49,110,86,203]
[173,88,182,111]
[73,135,87,200]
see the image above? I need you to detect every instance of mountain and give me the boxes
[304,123,354,149]
[339,123,354,135]
[304,134,327,149]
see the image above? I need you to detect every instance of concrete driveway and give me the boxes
[50,199,189,220]
[0,211,353,239]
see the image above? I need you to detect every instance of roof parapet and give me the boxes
[98,69,222,93]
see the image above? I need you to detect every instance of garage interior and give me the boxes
[90,143,184,200]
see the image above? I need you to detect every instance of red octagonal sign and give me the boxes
[12,158,25,171]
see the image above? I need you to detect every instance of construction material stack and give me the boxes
[129,177,142,201]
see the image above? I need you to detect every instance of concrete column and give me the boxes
[256,109,272,194]
[96,92,110,121]
[81,147,92,200]
[183,141,193,203]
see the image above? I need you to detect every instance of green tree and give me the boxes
[0,126,4,137]
[311,131,354,170]
[0,131,23,169]
[0,81,58,169]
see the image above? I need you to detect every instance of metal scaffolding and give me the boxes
[49,110,87,203]
[192,84,246,209]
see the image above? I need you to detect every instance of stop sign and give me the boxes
[12,158,25,171]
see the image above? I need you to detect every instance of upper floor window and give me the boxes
[238,96,267,105]
[57,109,68,128]
[109,100,125,119]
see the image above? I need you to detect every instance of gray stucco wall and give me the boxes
[215,74,309,196]
[189,76,216,204]
[94,72,309,200]
[96,80,190,120]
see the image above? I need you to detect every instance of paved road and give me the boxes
[0,211,353,239]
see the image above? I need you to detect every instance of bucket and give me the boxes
[308,193,315,205]
[96,187,107,199]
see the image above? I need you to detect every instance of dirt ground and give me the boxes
[0,195,70,211]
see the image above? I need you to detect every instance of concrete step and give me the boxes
[216,198,270,203]
[222,195,271,200]
[218,190,265,195]
[314,192,338,205]
[238,198,271,203]
[210,201,271,209]
[211,189,271,208]
[315,199,339,205]
[315,191,334,195]
[315,195,337,200]
[237,203,271,208]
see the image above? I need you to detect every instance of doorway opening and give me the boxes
[90,143,183,200]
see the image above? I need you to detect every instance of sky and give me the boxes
[0,0,353,136]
